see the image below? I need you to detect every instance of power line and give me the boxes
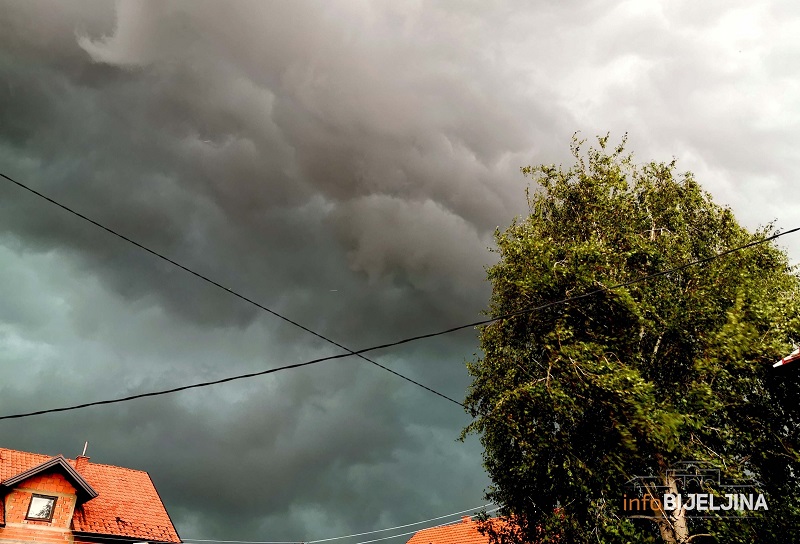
[80,536,299,544]
[0,352,351,420]
[308,505,495,543]
[53,507,501,544]
[0,171,463,408]
[320,510,498,544]
[1,225,796,421]
[180,507,501,544]
[351,226,800,351]
[1,173,798,421]
[181,504,495,544]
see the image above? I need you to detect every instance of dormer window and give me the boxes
[26,494,57,522]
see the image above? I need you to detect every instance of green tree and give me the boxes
[463,135,800,544]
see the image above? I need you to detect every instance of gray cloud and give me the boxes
[2,0,800,541]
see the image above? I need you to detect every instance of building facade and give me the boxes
[0,447,181,544]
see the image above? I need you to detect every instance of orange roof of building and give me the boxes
[406,516,506,544]
[0,447,181,543]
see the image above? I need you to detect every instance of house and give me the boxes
[406,515,506,544]
[0,447,181,544]
[774,346,800,368]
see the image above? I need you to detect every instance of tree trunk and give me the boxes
[654,456,689,544]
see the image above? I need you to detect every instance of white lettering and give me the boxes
[720,494,734,511]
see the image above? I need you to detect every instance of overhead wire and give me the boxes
[321,510,498,544]
[179,506,500,544]
[54,506,505,544]
[2,224,797,420]
[182,503,498,544]
[0,170,463,408]
[1,172,798,421]
[80,536,299,544]
[307,505,496,543]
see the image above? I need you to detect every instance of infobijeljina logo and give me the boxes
[623,461,767,519]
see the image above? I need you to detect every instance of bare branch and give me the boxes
[685,533,714,543]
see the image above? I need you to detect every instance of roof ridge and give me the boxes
[1,452,98,501]
[72,461,150,474]
[0,447,148,474]
[0,447,57,457]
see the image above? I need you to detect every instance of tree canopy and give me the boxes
[463,135,800,544]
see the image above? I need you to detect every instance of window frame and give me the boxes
[25,494,57,522]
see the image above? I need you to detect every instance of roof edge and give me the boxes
[1,454,99,501]
[146,471,182,543]
[72,529,182,544]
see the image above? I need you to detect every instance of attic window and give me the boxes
[26,494,57,522]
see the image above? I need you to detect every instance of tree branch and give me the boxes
[651,333,663,366]
[685,533,714,543]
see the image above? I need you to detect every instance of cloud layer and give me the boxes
[2,0,800,541]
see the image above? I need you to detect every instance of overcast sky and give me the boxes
[2,0,800,542]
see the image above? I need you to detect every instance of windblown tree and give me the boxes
[463,135,800,544]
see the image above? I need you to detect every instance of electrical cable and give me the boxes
[181,504,495,544]
[1,172,798,420]
[324,509,499,544]
[2,225,796,420]
[0,171,463,407]
[74,536,299,544]
[57,506,501,544]
[179,507,501,544]
[307,506,496,543]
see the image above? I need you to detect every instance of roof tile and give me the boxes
[406,517,506,544]
[0,447,180,543]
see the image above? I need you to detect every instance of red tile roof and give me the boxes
[0,447,181,543]
[1,454,98,501]
[774,347,800,368]
[406,516,506,544]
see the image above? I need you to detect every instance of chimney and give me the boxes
[75,442,90,472]
[462,516,472,524]
[75,455,90,472]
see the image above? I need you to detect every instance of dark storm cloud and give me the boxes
[0,1,568,540]
[0,0,550,336]
[0,243,485,540]
[2,0,800,542]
